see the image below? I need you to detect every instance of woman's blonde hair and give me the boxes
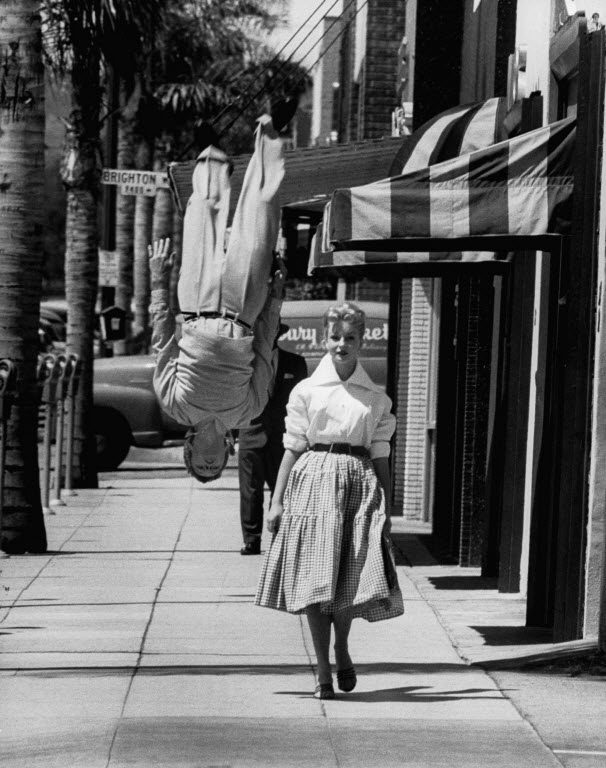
[323,302,366,339]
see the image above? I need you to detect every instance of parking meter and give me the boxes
[63,354,81,496]
[39,353,61,405]
[66,353,81,398]
[50,355,68,508]
[0,359,16,422]
[38,354,62,513]
[0,359,17,532]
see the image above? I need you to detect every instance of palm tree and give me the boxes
[42,0,161,486]
[0,1,47,553]
[113,87,137,355]
[132,126,155,349]
[129,0,291,342]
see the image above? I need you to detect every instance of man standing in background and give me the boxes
[238,332,307,554]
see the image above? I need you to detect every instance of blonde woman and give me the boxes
[255,302,404,699]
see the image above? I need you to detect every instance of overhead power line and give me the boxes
[213,0,342,127]
[220,0,359,136]
[282,0,370,106]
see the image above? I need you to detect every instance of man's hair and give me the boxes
[183,432,224,484]
[323,302,366,340]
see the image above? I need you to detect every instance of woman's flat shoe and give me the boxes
[337,666,357,692]
[314,682,335,700]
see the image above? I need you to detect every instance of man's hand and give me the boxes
[149,238,175,289]
[269,256,287,299]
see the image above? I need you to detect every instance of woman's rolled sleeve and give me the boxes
[282,384,309,453]
[370,397,396,459]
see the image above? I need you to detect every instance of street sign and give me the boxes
[98,249,118,287]
[101,168,170,197]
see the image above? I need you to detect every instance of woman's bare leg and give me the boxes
[306,606,332,685]
[333,610,354,671]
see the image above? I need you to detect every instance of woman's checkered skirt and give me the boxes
[254,451,404,622]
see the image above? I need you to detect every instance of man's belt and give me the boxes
[181,310,251,330]
[311,443,369,457]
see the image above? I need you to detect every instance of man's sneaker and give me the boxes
[271,96,299,133]
[240,541,261,555]
[193,121,221,153]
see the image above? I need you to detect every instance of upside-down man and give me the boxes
[149,104,295,482]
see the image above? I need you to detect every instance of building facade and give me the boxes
[303,0,605,647]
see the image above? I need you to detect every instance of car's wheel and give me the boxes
[93,407,132,471]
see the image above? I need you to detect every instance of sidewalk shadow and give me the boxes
[469,625,553,646]
[427,575,498,590]
[17,662,476,678]
[277,685,505,703]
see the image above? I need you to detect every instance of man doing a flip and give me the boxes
[149,104,295,482]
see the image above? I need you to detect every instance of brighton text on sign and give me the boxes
[101,168,170,197]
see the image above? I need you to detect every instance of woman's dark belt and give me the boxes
[181,310,251,330]
[311,443,369,457]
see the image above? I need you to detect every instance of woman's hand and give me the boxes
[266,500,284,534]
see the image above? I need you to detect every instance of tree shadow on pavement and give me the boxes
[16,661,480,678]
[277,685,506,702]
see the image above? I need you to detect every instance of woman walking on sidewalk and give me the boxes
[255,302,404,700]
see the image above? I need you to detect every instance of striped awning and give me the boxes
[310,106,576,273]
[389,97,509,175]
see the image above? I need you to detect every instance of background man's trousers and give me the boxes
[238,425,283,545]
[238,348,307,544]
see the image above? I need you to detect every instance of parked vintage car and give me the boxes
[93,300,388,470]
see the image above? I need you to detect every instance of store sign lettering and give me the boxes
[280,321,388,356]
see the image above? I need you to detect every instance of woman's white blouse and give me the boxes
[283,354,396,459]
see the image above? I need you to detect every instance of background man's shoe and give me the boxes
[240,541,261,555]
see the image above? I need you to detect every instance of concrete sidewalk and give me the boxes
[397,536,606,768]
[0,471,592,767]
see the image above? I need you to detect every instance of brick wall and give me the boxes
[338,6,356,143]
[362,0,406,139]
[312,17,343,145]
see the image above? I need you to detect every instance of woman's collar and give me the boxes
[310,353,379,390]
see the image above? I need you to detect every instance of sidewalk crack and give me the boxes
[0,489,110,626]
[103,483,194,768]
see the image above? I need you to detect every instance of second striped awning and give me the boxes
[312,116,575,270]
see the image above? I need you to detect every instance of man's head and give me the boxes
[183,417,233,483]
[593,12,600,21]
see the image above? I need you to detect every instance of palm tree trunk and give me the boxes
[133,137,154,350]
[0,0,47,553]
[61,55,101,488]
[114,95,136,355]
